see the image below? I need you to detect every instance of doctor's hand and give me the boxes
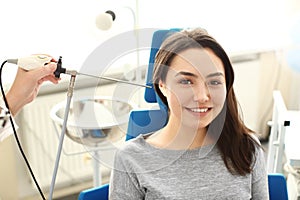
[5,62,59,116]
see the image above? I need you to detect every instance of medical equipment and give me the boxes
[54,56,150,88]
[51,97,133,147]
[1,55,150,200]
[49,57,149,200]
[51,95,134,188]
[5,54,149,88]
[6,54,52,71]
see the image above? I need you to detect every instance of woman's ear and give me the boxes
[159,80,167,97]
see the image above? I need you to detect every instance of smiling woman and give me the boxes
[109,28,269,200]
[156,48,226,135]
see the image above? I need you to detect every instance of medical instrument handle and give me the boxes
[7,54,52,71]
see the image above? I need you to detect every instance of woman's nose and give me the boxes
[193,82,210,103]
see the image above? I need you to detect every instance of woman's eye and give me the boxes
[207,80,222,86]
[179,79,192,85]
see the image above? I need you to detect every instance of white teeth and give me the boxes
[190,108,208,113]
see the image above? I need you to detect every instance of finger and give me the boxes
[45,76,59,84]
[39,75,60,84]
[31,63,57,80]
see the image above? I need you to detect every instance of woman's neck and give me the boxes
[146,121,213,150]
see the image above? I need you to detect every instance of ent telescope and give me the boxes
[7,54,150,88]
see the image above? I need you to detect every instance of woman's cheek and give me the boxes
[210,87,226,107]
[171,87,194,105]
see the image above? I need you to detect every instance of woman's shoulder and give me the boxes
[248,133,265,156]
[247,133,267,172]
[113,133,161,170]
[116,133,153,156]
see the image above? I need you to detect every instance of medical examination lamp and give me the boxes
[95,10,116,30]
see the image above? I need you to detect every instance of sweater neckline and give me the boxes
[136,133,218,160]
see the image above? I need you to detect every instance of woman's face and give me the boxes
[159,48,227,130]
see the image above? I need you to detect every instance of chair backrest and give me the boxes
[78,183,109,200]
[144,28,181,105]
[268,173,289,200]
[125,109,168,140]
[126,28,181,141]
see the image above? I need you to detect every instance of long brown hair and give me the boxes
[152,28,261,176]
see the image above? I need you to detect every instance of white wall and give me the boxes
[0,0,295,77]
[138,0,290,53]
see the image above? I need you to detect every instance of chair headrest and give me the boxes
[144,29,181,110]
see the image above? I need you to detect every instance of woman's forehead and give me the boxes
[169,48,225,76]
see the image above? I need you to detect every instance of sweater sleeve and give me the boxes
[251,147,269,200]
[109,149,145,200]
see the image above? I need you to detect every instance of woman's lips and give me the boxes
[185,107,212,117]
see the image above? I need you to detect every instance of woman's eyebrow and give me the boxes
[205,72,224,78]
[175,71,198,78]
[175,71,224,78]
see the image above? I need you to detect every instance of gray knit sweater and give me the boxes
[109,134,269,200]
